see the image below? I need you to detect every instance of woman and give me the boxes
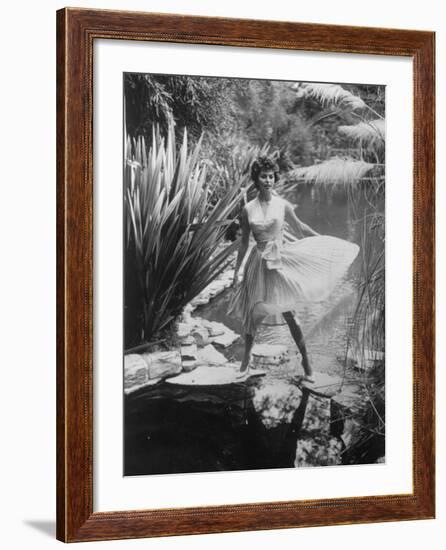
[228,156,359,381]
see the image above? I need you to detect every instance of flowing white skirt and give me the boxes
[228,236,359,335]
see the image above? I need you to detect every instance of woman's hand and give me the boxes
[284,200,320,238]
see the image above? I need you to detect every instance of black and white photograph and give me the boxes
[123,73,385,476]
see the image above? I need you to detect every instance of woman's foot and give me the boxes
[236,366,250,380]
[300,357,315,382]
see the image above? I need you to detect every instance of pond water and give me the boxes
[124,186,384,476]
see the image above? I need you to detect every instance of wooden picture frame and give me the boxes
[56,7,435,542]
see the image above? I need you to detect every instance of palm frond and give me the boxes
[289,158,376,186]
[338,119,385,148]
[295,83,366,111]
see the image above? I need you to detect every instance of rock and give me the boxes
[124,354,148,389]
[191,326,210,346]
[252,380,302,429]
[180,344,198,361]
[191,296,209,307]
[177,321,194,338]
[180,335,196,346]
[142,350,182,379]
[204,321,226,337]
[206,281,224,297]
[166,365,240,386]
[196,344,228,366]
[301,394,331,434]
[330,385,364,440]
[251,344,289,367]
[212,329,239,348]
[124,377,162,395]
[298,371,342,398]
[181,360,198,373]
[330,388,364,448]
[180,304,194,322]
[180,335,195,346]
[331,385,363,414]
[294,433,343,467]
[340,418,362,448]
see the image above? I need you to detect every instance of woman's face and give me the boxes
[256,170,275,195]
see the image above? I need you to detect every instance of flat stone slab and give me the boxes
[124,377,162,395]
[297,372,342,398]
[166,365,240,386]
[166,365,265,386]
[211,330,239,348]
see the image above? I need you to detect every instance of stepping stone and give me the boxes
[252,344,289,367]
[180,335,196,346]
[180,344,198,361]
[196,344,227,366]
[212,330,239,348]
[181,360,198,373]
[177,321,194,338]
[166,365,239,386]
[296,372,342,398]
[203,320,226,337]
[191,326,210,346]
[166,365,265,386]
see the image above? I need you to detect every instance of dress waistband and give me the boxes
[256,239,283,270]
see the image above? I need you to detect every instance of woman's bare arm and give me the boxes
[284,201,320,237]
[233,207,250,285]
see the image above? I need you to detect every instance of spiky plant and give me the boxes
[124,124,242,347]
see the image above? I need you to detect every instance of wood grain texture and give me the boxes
[56,7,435,543]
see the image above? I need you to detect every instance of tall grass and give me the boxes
[341,212,385,463]
[124,125,243,347]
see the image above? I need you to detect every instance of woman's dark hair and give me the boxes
[250,156,280,186]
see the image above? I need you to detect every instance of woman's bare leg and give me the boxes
[240,333,255,373]
[282,311,313,379]
[238,305,265,374]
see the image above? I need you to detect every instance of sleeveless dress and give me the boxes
[228,195,360,335]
